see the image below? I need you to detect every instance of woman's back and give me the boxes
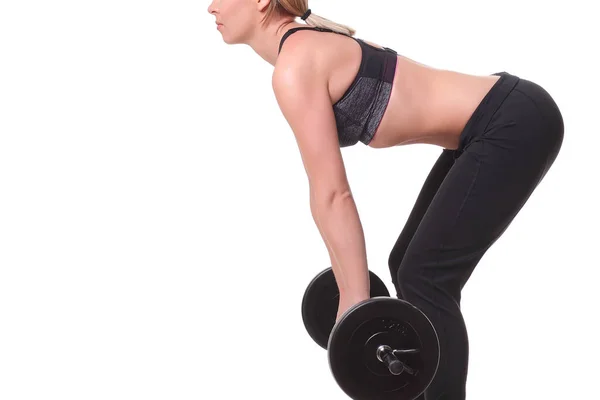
[276,26,501,149]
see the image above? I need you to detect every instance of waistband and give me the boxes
[456,71,520,156]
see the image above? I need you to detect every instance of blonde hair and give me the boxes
[262,1,356,36]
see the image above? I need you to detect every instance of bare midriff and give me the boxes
[366,55,501,149]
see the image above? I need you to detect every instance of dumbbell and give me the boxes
[302,267,441,400]
[301,267,390,349]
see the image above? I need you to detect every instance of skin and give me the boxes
[208,0,502,321]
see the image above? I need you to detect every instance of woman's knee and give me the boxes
[395,259,427,297]
[388,245,409,290]
[397,256,466,308]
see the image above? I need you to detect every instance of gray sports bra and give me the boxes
[278,27,398,147]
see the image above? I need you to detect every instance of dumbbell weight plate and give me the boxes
[328,297,440,400]
[301,267,390,349]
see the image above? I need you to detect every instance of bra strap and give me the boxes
[278,27,345,54]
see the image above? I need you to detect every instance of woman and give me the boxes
[208,1,564,399]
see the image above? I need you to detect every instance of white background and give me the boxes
[1,0,598,399]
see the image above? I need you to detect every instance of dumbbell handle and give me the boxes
[377,345,417,376]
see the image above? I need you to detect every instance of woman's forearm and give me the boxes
[310,191,370,300]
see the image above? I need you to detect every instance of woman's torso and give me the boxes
[298,28,501,149]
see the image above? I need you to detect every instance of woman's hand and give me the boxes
[336,293,370,323]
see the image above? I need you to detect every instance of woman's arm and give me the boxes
[272,48,370,312]
[310,189,370,313]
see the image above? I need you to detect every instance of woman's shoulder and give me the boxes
[274,31,332,76]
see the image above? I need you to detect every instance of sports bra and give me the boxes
[278,27,398,147]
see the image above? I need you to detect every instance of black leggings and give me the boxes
[387,72,564,400]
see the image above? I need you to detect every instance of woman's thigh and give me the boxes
[398,87,563,301]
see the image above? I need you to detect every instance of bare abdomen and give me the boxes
[369,57,501,149]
